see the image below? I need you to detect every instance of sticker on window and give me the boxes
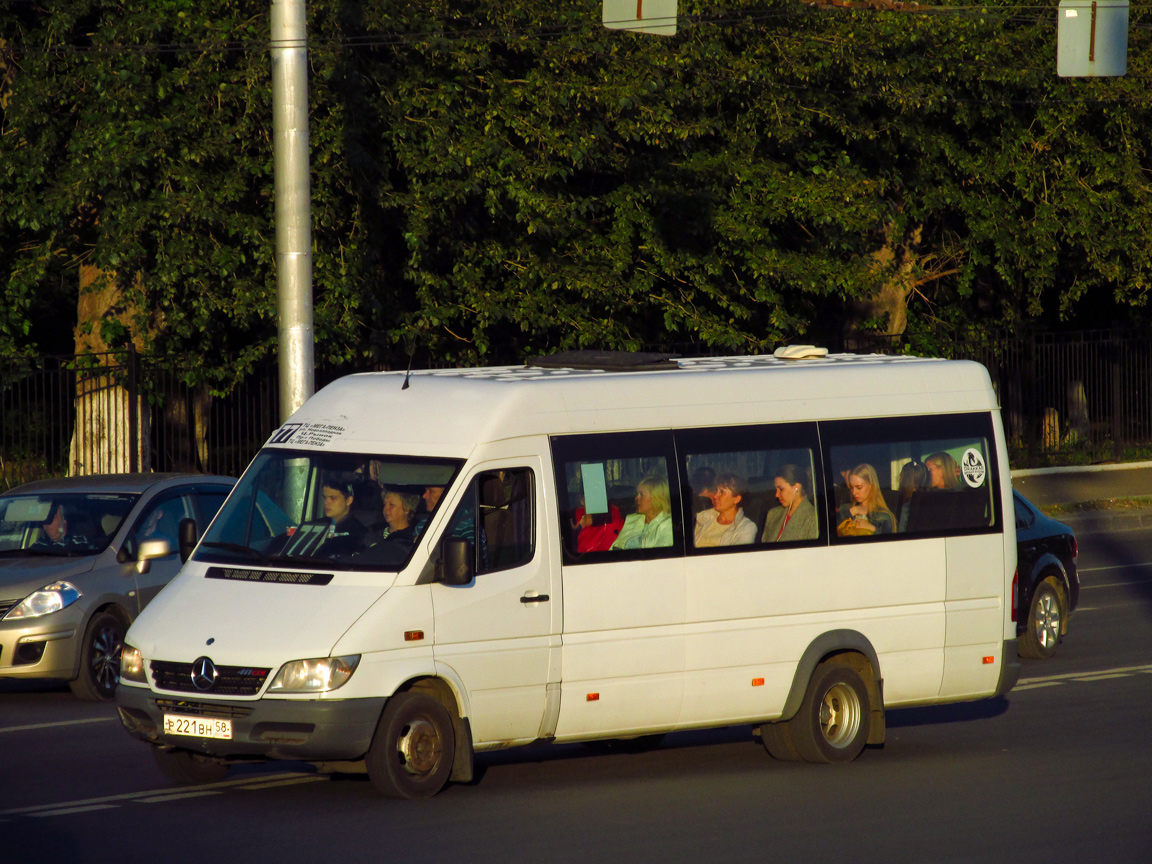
[961,448,987,488]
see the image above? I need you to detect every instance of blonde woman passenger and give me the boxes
[694,472,757,547]
[836,463,896,536]
[925,451,960,490]
[762,464,818,542]
[611,477,674,550]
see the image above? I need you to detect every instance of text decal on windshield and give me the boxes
[205,567,334,586]
[267,422,346,447]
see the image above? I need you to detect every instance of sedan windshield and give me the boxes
[196,449,462,571]
[0,493,138,555]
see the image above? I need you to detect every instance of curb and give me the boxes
[1010,460,1152,479]
[1049,508,1152,535]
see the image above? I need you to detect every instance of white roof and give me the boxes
[276,353,996,459]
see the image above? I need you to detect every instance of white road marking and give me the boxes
[1011,681,1064,692]
[1079,562,1152,573]
[1082,581,1151,590]
[0,771,319,817]
[0,717,117,734]
[240,775,329,790]
[1017,663,1152,687]
[29,804,120,817]
[137,791,225,803]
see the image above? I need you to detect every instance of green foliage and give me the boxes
[2,0,1152,377]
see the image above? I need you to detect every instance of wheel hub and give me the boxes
[1035,592,1061,649]
[819,682,863,749]
[90,625,123,691]
[397,717,443,775]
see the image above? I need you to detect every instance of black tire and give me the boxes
[366,692,455,799]
[152,747,230,785]
[68,610,125,702]
[788,663,871,764]
[1019,577,1063,659]
[760,722,802,762]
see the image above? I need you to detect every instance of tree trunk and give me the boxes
[844,224,923,343]
[68,265,150,475]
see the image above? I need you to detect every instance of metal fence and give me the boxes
[0,349,283,488]
[842,327,1152,466]
[1,329,1149,489]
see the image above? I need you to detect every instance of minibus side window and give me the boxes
[551,431,682,564]
[675,423,824,552]
[821,414,1001,542]
[445,469,535,575]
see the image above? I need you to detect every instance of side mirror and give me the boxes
[178,518,198,563]
[136,538,173,574]
[440,538,474,586]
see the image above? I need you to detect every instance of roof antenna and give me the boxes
[401,348,414,390]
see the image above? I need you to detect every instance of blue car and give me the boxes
[1013,490,1079,659]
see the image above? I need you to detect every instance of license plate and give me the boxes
[163,713,233,740]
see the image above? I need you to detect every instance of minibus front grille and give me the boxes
[0,599,18,618]
[150,660,270,696]
[153,699,255,720]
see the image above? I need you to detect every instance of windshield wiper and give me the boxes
[267,554,339,568]
[198,542,270,564]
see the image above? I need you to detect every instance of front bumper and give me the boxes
[0,606,82,680]
[116,683,386,761]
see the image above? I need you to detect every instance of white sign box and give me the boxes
[603,0,677,36]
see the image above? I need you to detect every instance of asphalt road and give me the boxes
[3,524,1151,863]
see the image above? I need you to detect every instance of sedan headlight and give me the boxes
[3,581,82,620]
[120,644,146,684]
[267,655,360,693]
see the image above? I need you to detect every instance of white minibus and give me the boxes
[116,349,1020,797]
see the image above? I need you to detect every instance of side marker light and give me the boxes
[982,656,995,664]
[404,630,425,641]
[587,693,600,701]
[752,678,765,686]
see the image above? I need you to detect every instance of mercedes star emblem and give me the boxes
[190,656,218,691]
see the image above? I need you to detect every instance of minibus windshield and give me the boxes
[196,449,463,571]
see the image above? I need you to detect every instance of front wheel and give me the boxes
[1019,577,1064,659]
[788,663,871,763]
[760,722,802,762]
[366,692,455,799]
[68,611,125,701]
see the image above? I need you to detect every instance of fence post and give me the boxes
[1112,336,1124,462]
[127,343,138,474]
[1025,329,1038,466]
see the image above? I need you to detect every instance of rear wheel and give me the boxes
[152,747,230,785]
[1020,577,1063,659]
[788,663,871,764]
[366,692,455,799]
[68,611,125,701]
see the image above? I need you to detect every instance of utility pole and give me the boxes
[271,0,315,422]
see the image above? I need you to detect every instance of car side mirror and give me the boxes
[136,538,173,574]
[440,537,474,586]
[178,517,198,563]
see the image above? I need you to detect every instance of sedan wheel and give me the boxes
[69,611,126,701]
[1020,577,1063,659]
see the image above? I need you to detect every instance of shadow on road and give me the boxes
[886,695,1010,728]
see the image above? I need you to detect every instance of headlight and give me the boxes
[267,655,360,693]
[3,581,82,620]
[120,644,146,683]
